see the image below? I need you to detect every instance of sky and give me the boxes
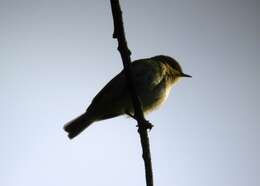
[0,0,259,186]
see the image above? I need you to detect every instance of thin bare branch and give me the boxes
[110,1,154,186]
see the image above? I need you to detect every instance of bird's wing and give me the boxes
[87,71,127,113]
[86,59,165,117]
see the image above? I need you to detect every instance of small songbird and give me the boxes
[64,55,191,139]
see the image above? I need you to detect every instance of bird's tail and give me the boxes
[63,112,94,139]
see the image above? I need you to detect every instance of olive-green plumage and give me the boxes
[64,55,191,139]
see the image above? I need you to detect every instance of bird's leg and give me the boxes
[126,112,136,119]
[126,112,154,131]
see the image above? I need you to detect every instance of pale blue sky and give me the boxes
[0,0,259,186]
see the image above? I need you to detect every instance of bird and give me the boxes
[64,55,191,139]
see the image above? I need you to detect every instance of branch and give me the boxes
[110,1,154,186]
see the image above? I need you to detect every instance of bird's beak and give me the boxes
[180,73,192,78]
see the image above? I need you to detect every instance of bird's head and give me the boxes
[151,55,192,80]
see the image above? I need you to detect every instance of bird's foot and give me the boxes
[126,112,153,131]
[138,120,154,131]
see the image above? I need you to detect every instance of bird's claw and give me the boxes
[136,120,154,131]
[126,112,154,131]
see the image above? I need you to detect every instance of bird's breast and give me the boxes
[138,79,172,113]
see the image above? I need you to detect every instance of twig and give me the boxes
[110,1,154,186]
